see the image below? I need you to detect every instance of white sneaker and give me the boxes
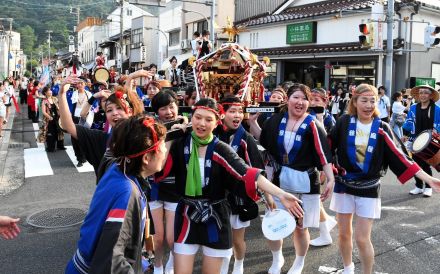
[268,256,284,274]
[310,235,333,246]
[409,187,424,195]
[423,188,432,197]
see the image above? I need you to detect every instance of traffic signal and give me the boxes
[358,23,374,47]
[424,25,440,48]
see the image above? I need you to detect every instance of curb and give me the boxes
[0,104,25,196]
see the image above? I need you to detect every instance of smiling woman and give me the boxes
[165,98,304,274]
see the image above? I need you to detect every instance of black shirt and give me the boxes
[75,125,109,175]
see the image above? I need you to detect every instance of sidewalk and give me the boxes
[0,104,27,196]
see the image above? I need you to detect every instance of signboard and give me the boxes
[410,77,436,88]
[286,22,317,44]
[140,46,147,62]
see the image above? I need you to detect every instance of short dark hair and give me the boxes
[202,30,210,36]
[169,56,177,63]
[110,115,166,176]
[193,31,200,37]
[185,86,195,97]
[378,86,386,92]
[149,63,157,70]
[392,91,402,101]
[151,90,178,114]
[42,86,50,96]
[220,96,242,112]
[192,98,219,116]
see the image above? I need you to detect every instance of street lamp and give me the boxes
[182,9,210,31]
[144,27,169,60]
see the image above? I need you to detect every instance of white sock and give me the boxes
[287,255,305,274]
[153,265,164,274]
[268,249,284,274]
[165,252,173,269]
[319,221,331,238]
[272,249,283,263]
[343,263,354,274]
[220,256,231,274]
[232,258,244,274]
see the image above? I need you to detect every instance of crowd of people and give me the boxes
[2,38,440,274]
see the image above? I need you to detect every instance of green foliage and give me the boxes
[0,0,117,55]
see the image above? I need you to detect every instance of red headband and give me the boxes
[311,91,328,102]
[192,105,224,118]
[353,91,376,97]
[221,102,243,108]
[126,118,161,158]
[115,91,131,113]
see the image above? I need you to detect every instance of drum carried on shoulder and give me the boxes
[412,130,440,171]
[93,66,110,84]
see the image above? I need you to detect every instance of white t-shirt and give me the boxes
[283,130,296,153]
[377,95,390,118]
[198,157,206,188]
[331,96,341,115]
[355,120,372,169]
[392,101,406,115]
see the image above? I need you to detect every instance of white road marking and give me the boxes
[33,123,44,148]
[395,246,410,255]
[425,237,439,245]
[416,231,429,237]
[24,147,53,178]
[381,206,424,214]
[65,146,94,173]
[400,223,418,228]
[318,265,339,273]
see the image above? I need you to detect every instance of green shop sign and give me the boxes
[410,77,436,88]
[286,22,317,44]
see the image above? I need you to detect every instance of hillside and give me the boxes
[0,0,117,55]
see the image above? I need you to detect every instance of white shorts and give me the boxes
[330,192,381,219]
[174,243,233,258]
[230,214,250,230]
[274,194,320,228]
[148,200,178,212]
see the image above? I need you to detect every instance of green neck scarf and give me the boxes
[185,131,214,196]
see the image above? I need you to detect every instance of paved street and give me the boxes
[0,111,439,274]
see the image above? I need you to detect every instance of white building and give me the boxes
[77,17,106,69]
[0,30,21,78]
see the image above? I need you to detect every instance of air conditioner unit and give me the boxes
[181,39,191,50]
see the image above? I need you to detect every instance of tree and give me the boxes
[17,25,37,55]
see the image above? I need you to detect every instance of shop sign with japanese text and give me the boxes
[286,22,317,44]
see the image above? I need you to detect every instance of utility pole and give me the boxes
[210,0,216,46]
[30,51,33,77]
[46,30,53,65]
[120,0,124,74]
[385,0,394,98]
[2,18,13,77]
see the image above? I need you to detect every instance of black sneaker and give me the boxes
[57,147,67,150]
[77,161,84,167]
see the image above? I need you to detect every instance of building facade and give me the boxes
[0,30,22,78]
[235,0,440,93]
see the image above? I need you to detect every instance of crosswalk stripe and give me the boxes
[24,147,53,178]
[65,146,94,173]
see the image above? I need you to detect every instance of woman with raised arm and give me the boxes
[58,72,151,176]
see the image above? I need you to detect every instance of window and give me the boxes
[193,20,209,34]
[169,30,180,46]
[126,9,132,16]
[131,28,143,48]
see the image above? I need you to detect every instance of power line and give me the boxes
[1,0,114,7]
